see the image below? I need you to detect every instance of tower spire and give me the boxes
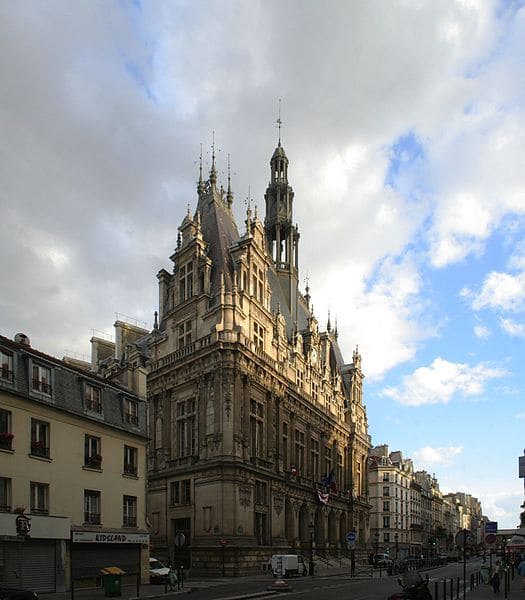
[226,153,233,207]
[197,143,204,195]
[210,131,217,187]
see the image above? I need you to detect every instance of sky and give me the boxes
[1,0,524,529]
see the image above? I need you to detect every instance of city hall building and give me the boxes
[141,138,372,574]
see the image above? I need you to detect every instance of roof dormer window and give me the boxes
[32,363,52,396]
[0,350,13,383]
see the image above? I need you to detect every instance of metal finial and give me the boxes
[226,153,233,207]
[276,98,282,146]
[244,186,252,211]
[210,131,218,185]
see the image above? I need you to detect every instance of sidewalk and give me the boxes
[40,558,358,600]
[466,579,519,600]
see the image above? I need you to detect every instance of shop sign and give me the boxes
[73,531,149,544]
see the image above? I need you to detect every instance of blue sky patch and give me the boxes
[385,130,425,190]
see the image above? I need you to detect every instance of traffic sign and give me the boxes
[486,522,498,534]
[485,534,497,545]
[455,529,474,547]
[347,531,357,543]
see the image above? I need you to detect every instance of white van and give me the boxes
[270,554,307,577]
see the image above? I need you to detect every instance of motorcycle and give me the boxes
[388,572,432,600]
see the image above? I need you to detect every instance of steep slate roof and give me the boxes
[196,182,239,299]
[267,267,311,338]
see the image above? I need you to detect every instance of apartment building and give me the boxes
[368,445,413,559]
[0,333,149,593]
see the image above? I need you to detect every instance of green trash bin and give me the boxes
[101,567,125,597]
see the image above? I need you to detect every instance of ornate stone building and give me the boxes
[146,138,371,574]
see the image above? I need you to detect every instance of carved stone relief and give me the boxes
[238,483,252,508]
[273,493,284,516]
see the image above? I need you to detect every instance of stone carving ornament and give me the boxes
[273,493,284,516]
[238,484,252,507]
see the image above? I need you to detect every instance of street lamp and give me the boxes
[394,533,399,561]
[308,522,315,576]
[374,532,380,567]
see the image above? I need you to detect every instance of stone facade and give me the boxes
[145,140,371,574]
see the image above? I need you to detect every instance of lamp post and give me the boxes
[308,522,315,576]
[374,532,379,568]
[394,533,399,561]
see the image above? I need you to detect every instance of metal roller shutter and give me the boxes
[1,540,56,593]
[72,543,139,579]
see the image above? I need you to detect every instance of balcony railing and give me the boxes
[85,512,101,524]
[85,454,102,468]
[123,515,137,527]
[125,414,139,426]
[123,464,137,476]
[0,432,14,450]
[31,441,49,457]
[0,366,13,381]
[86,399,102,413]
[32,380,52,395]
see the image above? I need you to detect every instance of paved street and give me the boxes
[37,557,521,600]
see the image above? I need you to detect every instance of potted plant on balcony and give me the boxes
[31,439,46,454]
[0,432,14,449]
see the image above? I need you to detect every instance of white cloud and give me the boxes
[412,445,463,466]
[474,324,491,339]
[383,357,507,406]
[471,271,525,311]
[500,317,525,337]
[310,256,434,380]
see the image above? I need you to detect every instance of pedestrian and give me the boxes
[168,564,178,591]
[491,560,503,594]
[517,555,525,589]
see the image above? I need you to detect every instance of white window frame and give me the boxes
[30,481,49,515]
[85,383,102,413]
[32,363,52,395]
[0,350,13,382]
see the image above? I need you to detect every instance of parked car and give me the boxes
[149,557,170,584]
[373,553,393,567]
[0,586,39,600]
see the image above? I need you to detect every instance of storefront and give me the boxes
[0,512,70,593]
[71,530,150,589]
